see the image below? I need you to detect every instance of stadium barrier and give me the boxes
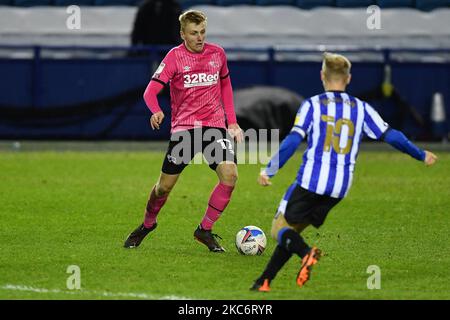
[0,45,449,140]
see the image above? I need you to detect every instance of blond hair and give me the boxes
[322,52,351,81]
[179,10,207,32]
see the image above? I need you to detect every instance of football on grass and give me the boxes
[235,226,267,256]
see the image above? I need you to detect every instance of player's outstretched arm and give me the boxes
[383,128,437,165]
[257,131,303,186]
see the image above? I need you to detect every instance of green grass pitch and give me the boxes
[0,147,449,300]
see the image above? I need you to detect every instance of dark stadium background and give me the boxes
[0,0,449,141]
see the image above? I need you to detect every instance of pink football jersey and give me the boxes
[152,43,230,132]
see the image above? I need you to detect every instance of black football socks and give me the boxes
[279,228,310,258]
[255,228,311,285]
[257,245,292,284]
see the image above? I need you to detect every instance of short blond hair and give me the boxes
[179,10,207,32]
[322,52,351,81]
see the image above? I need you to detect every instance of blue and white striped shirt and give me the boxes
[267,91,389,199]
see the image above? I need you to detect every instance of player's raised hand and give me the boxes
[150,111,165,130]
[258,170,272,186]
[424,150,437,166]
[228,123,244,143]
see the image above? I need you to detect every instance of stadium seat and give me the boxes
[415,0,450,11]
[376,0,414,8]
[13,0,52,6]
[215,0,255,6]
[54,0,95,6]
[255,0,295,6]
[295,0,334,10]
[335,0,374,7]
[0,0,12,5]
[94,0,138,6]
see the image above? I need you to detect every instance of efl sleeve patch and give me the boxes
[153,62,166,79]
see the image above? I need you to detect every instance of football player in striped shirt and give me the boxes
[124,10,243,252]
[251,52,437,292]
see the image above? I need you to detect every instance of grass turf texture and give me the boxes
[0,149,449,300]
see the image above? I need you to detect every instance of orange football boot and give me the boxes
[250,279,271,292]
[296,247,322,287]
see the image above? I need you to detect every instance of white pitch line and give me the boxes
[1,284,193,300]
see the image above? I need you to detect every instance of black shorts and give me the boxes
[161,127,237,175]
[276,183,342,228]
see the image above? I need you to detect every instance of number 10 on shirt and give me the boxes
[321,115,355,155]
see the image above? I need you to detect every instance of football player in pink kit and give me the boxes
[124,10,243,252]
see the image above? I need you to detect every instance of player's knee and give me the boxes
[225,170,238,184]
[270,227,278,241]
[220,164,238,185]
[271,223,283,241]
[271,214,292,241]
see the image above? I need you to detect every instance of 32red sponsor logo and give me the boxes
[183,72,219,87]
